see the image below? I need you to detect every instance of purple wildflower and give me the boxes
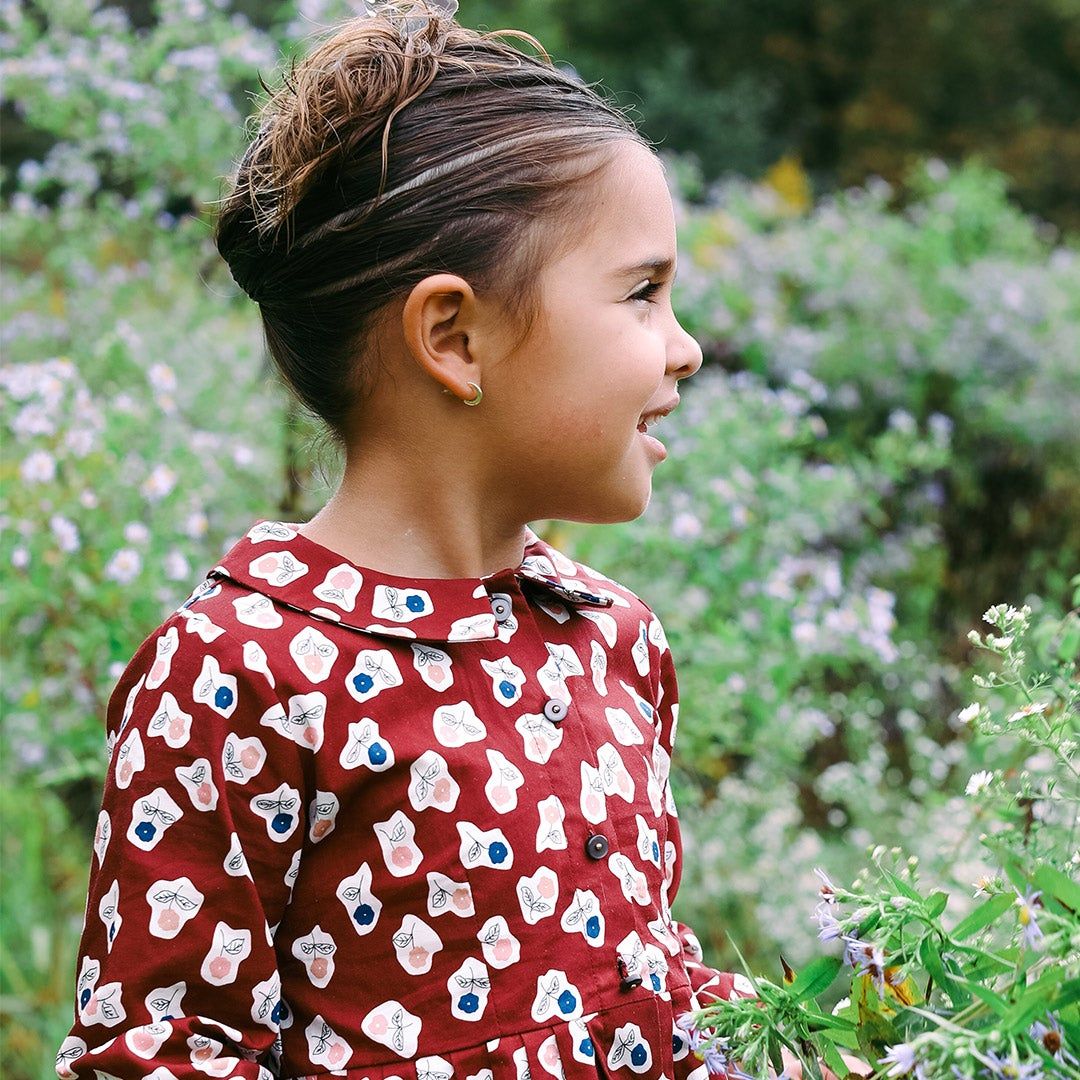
[1015,886,1044,949]
[979,1048,1044,1079]
[812,902,843,942]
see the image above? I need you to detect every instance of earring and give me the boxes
[440,382,483,405]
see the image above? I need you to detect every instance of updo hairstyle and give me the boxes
[212,0,651,453]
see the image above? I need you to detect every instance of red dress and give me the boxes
[55,518,753,1080]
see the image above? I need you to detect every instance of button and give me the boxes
[616,956,643,990]
[489,593,513,623]
[543,698,568,724]
[585,833,609,860]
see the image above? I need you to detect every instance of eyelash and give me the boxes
[629,281,664,305]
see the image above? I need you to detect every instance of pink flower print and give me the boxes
[200,921,252,985]
[514,712,564,765]
[409,749,459,813]
[392,914,443,975]
[431,701,486,747]
[410,643,454,691]
[484,748,523,812]
[374,810,423,877]
[146,876,204,939]
[426,871,474,919]
[579,761,607,825]
[516,866,559,925]
[477,915,521,969]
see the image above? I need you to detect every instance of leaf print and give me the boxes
[222,934,246,955]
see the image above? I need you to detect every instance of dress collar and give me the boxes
[191,517,613,644]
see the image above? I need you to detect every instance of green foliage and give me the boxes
[688,596,1080,1079]
[1,5,1077,1077]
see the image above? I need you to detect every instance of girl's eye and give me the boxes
[629,280,664,305]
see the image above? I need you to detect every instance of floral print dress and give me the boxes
[55,518,753,1080]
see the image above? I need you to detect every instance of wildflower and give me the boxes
[141,463,177,502]
[972,874,998,898]
[1007,702,1049,724]
[164,550,191,581]
[813,867,838,905]
[965,770,994,796]
[20,448,56,483]
[671,511,704,540]
[957,703,980,724]
[880,1042,918,1076]
[1014,887,1044,949]
[50,515,80,554]
[124,522,151,545]
[843,936,886,998]
[147,362,177,394]
[1029,1014,1078,1067]
[980,1048,1043,1078]
[702,1046,730,1075]
[813,904,843,942]
[185,511,209,538]
[104,547,142,585]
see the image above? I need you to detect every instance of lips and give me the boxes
[637,394,680,430]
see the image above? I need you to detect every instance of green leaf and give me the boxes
[1001,858,1029,894]
[1001,967,1066,1028]
[1051,976,1080,1009]
[918,935,967,1009]
[1033,865,1080,912]
[953,976,1010,1015]
[951,893,1014,940]
[821,1038,850,1078]
[789,956,842,1002]
[926,891,948,920]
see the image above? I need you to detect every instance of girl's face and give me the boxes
[481,139,704,525]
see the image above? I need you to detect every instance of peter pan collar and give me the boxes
[189,517,613,644]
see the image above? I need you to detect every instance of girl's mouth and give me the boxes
[637,419,667,460]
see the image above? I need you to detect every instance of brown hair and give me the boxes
[211,0,651,454]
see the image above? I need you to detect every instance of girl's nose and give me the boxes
[670,324,704,381]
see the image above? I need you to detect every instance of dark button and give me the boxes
[543,698,568,724]
[585,833,609,860]
[616,956,643,990]
[489,593,513,623]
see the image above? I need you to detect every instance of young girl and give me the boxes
[55,3,866,1078]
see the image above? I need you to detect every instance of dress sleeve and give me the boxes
[54,612,308,1080]
[648,611,757,1009]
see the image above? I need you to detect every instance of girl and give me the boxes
[55,3,866,1078]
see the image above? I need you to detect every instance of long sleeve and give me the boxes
[647,610,756,1009]
[54,610,309,1079]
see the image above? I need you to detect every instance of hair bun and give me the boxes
[363,0,459,59]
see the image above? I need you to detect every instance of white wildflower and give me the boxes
[184,511,209,538]
[123,522,150,545]
[163,549,190,581]
[140,463,177,502]
[1007,701,1050,724]
[147,363,177,394]
[957,703,980,724]
[104,547,142,584]
[50,515,81,553]
[20,449,56,483]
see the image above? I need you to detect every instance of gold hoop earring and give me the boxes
[463,381,482,406]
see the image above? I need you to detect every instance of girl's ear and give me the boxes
[401,273,481,398]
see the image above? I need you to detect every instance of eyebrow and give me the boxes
[611,256,678,282]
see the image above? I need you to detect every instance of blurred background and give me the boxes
[2,1,1078,1076]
